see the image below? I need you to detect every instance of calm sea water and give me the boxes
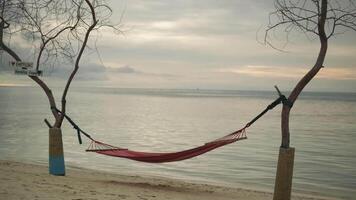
[0,86,355,199]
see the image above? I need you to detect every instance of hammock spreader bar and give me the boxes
[58,90,290,163]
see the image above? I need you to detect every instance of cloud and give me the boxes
[318,68,356,80]
[49,62,178,82]
[107,65,138,73]
[2,0,356,92]
[0,83,31,87]
[49,62,108,81]
[218,65,356,80]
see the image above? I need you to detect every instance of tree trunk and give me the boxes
[273,1,328,200]
[49,127,65,176]
[273,147,295,200]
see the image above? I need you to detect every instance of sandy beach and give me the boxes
[0,160,335,200]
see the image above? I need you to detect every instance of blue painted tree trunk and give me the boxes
[49,128,65,176]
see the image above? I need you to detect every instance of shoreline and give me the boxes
[0,160,336,200]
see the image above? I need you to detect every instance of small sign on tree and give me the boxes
[10,61,42,76]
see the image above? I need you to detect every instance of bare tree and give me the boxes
[266,0,356,148]
[265,0,356,199]
[0,0,117,175]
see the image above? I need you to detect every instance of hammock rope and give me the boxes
[57,91,292,163]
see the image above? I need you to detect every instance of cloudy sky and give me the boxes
[1,0,356,92]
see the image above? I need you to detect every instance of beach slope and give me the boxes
[0,160,331,200]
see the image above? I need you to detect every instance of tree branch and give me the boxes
[28,75,60,124]
[0,21,21,61]
[35,20,79,71]
[280,0,328,148]
[0,3,60,127]
[58,0,98,127]
[1,0,121,129]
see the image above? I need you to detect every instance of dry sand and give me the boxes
[0,160,334,200]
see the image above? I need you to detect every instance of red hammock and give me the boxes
[61,94,287,163]
[86,128,247,163]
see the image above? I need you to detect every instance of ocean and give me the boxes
[0,86,355,199]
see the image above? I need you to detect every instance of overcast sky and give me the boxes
[1,0,356,92]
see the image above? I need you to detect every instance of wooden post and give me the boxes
[273,147,295,200]
[49,128,65,176]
